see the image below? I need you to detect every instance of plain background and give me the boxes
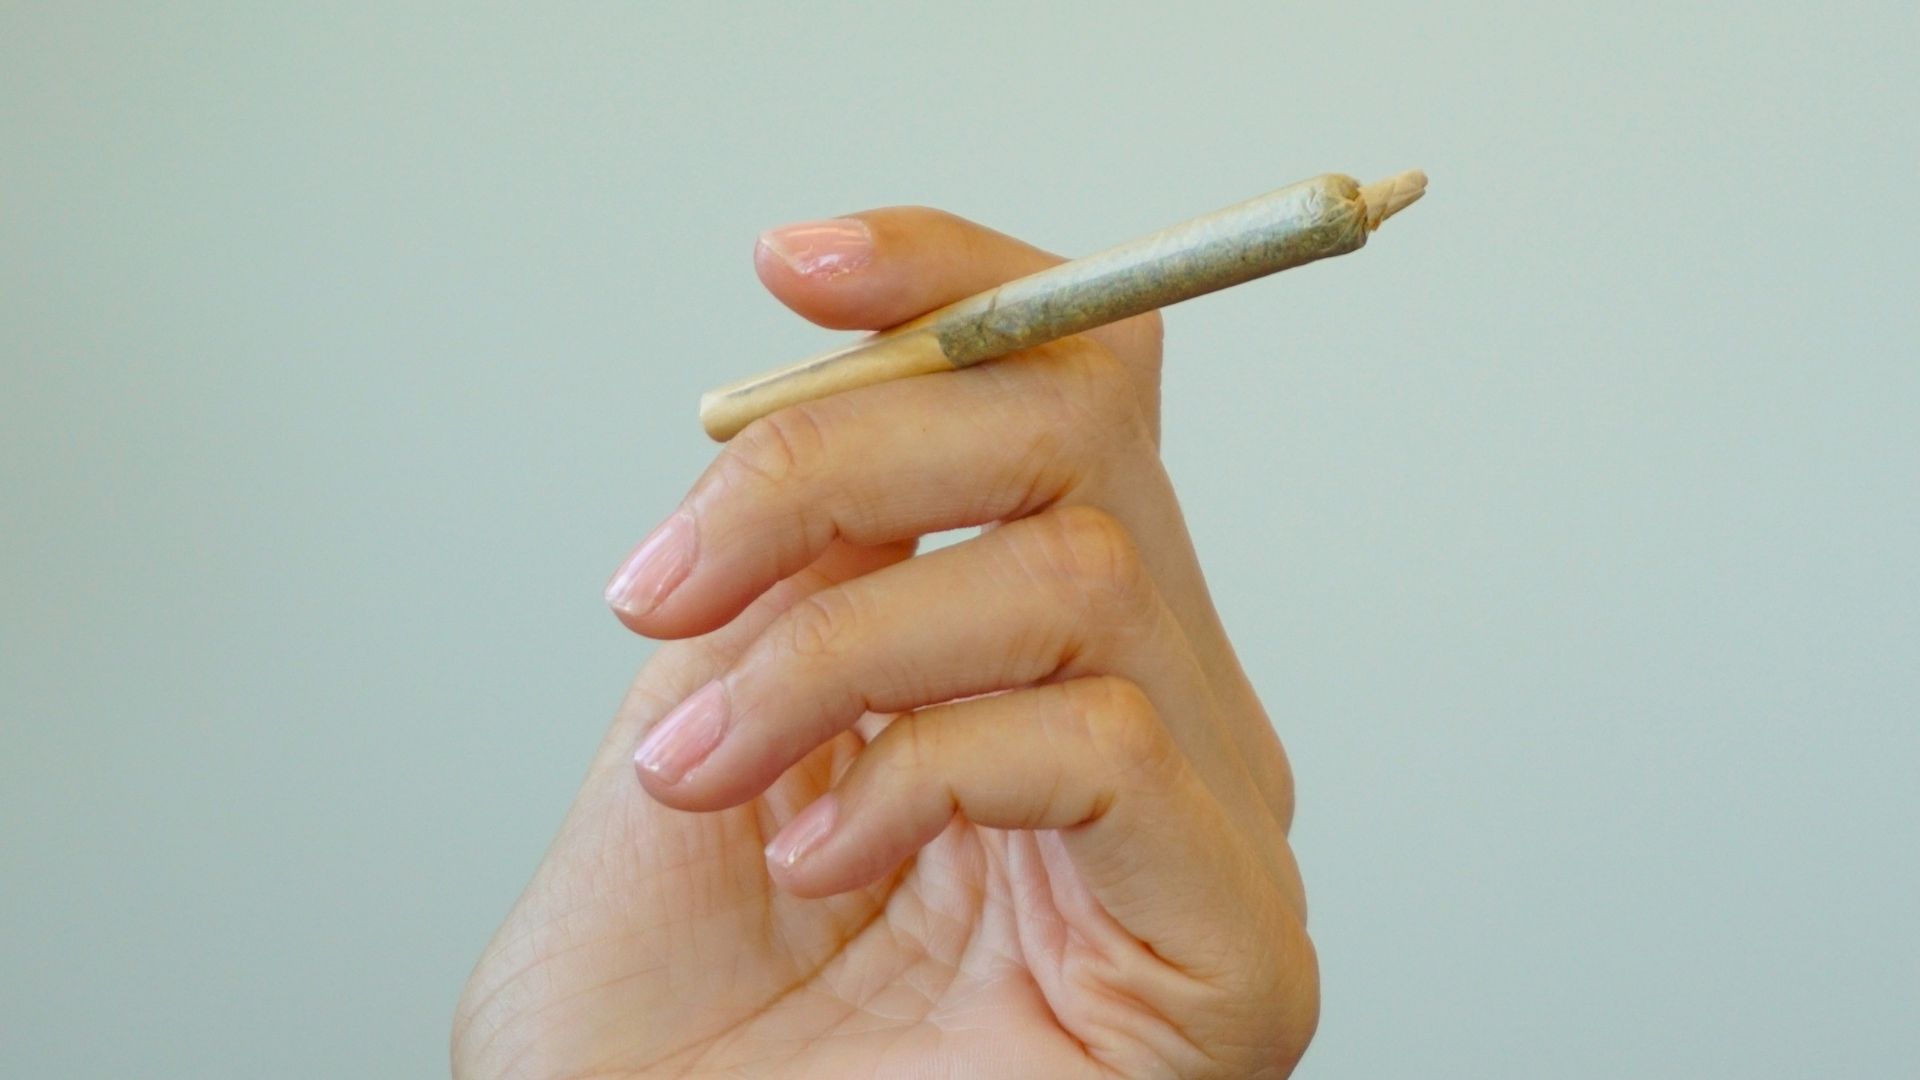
[4,3,1915,1077]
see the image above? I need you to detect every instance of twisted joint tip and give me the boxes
[1358,170,1428,229]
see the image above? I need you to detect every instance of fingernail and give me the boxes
[633,679,730,785]
[758,219,873,278]
[765,794,838,868]
[605,511,695,619]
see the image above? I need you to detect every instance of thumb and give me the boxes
[752,206,1164,433]
[753,206,1061,331]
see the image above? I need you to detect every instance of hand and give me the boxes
[453,207,1319,1078]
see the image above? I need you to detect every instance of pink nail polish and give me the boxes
[605,511,695,619]
[633,679,730,785]
[758,219,873,278]
[765,794,838,869]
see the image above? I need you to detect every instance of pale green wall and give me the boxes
[3,3,1915,1076]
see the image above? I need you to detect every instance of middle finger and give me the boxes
[627,504,1277,837]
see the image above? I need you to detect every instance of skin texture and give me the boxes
[452,207,1320,1079]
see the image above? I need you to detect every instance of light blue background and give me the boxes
[3,4,1915,1076]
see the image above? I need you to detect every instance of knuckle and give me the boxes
[891,713,941,776]
[721,403,830,490]
[997,423,1078,518]
[780,587,858,659]
[979,344,1150,518]
[1023,504,1151,612]
[866,712,942,797]
[1031,341,1143,435]
[1063,676,1178,782]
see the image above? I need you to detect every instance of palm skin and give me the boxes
[454,208,1319,1078]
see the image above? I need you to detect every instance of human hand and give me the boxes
[453,206,1318,1078]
